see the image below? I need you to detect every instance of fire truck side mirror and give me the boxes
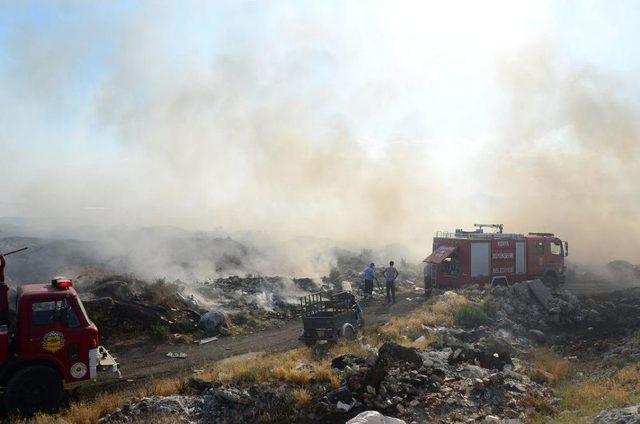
[564,241,569,257]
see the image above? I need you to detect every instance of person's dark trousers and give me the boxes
[424,275,432,297]
[364,279,373,296]
[386,280,396,303]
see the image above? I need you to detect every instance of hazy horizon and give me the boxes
[2,1,639,264]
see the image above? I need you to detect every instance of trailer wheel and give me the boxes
[342,325,356,341]
[4,365,63,416]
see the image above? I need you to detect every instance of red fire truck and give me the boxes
[424,224,568,288]
[0,249,118,415]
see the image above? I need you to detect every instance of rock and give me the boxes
[198,310,227,335]
[336,400,354,412]
[366,351,379,366]
[327,386,354,404]
[484,416,501,423]
[98,395,197,423]
[528,279,555,311]
[346,410,407,424]
[594,403,640,423]
[528,329,546,342]
[332,354,365,370]
[378,342,423,368]
[213,387,250,404]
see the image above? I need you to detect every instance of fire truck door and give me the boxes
[515,241,526,274]
[26,299,88,379]
[25,300,67,356]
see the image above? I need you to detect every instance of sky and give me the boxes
[0,1,639,263]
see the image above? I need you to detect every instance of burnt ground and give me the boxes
[72,290,426,402]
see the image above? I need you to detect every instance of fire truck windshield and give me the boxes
[76,297,92,325]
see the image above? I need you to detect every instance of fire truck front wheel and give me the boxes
[4,365,63,416]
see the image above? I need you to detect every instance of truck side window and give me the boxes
[443,252,460,276]
[535,242,544,255]
[64,302,81,328]
[31,301,81,327]
[550,241,562,256]
[32,301,57,325]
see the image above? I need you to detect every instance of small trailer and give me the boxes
[298,291,363,347]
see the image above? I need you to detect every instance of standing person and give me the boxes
[424,261,433,298]
[384,261,399,304]
[362,263,376,299]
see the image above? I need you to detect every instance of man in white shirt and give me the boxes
[384,261,399,304]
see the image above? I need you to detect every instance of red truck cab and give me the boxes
[0,277,117,415]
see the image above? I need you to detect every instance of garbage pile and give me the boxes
[82,274,324,343]
[195,275,321,330]
[83,276,203,343]
[320,342,553,423]
[454,279,589,340]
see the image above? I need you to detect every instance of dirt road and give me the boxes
[76,292,426,401]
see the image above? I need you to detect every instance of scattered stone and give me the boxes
[346,410,407,424]
[378,342,423,368]
[594,403,640,423]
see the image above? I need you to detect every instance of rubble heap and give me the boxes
[321,341,553,422]
[100,338,554,423]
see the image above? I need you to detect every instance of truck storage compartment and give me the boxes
[0,325,8,364]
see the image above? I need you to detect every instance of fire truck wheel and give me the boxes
[4,365,63,416]
[543,271,559,288]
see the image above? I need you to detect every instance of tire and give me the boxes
[543,271,559,288]
[342,325,356,341]
[4,365,63,416]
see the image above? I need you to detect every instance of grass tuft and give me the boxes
[530,348,571,384]
[453,304,489,329]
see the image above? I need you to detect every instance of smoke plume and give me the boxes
[1,3,639,275]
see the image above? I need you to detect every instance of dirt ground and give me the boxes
[74,290,426,402]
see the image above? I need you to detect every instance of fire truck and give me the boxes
[424,224,568,288]
[0,249,118,415]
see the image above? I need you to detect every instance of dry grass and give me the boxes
[371,293,468,346]
[20,377,187,424]
[200,347,340,389]
[545,364,640,423]
[291,388,312,406]
[529,348,572,384]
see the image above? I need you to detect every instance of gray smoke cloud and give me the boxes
[1,4,639,276]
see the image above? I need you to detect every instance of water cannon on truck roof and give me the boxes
[424,224,568,288]
[0,248,119,416]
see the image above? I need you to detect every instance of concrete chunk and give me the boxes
[528,279,555,311]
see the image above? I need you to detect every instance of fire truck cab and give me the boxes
[0,276,118,415]
[424,224,568,288]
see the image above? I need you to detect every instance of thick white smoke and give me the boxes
[1,2,639,272]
